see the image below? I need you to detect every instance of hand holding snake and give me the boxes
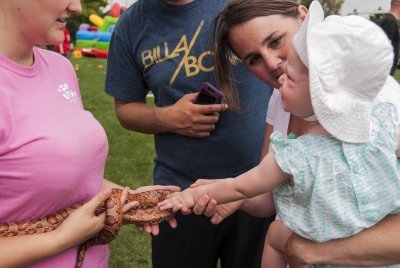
[0,186,178,268]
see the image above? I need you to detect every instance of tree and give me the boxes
[68,0,108,41]
[301,0,313,8]
[301,0,344,15]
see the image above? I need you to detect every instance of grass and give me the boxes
[395,70,400,82]
[72,57,155,268]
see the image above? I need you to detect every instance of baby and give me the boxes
[159,2,400,267]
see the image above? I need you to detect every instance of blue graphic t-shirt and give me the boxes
[105,0,272,188]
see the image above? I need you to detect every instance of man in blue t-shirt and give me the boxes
[105,0,273,267]
[379,0,400,76]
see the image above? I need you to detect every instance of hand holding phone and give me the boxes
[194,82,223,105]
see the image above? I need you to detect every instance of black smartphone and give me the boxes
[194,82,223,105]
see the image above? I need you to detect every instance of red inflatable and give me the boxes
[95,49,108,59]
[109,3,121,18]
[88,26,98,32]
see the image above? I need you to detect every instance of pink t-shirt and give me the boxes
[0,47,109,267]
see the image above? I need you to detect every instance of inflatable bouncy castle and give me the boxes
[73,3,123,59]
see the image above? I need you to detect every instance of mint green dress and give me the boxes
[271,102,400,268]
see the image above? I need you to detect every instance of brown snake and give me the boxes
[0,188,173,268]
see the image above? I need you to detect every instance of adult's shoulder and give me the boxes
[380,13,397,22]
[269,89,281,104]
[379,13,398,28]
[115,0,153,28]
[376,76,400,117]
[34,47,73,69]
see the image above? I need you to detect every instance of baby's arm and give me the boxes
[396,133,400,157]
[159,152,286,212]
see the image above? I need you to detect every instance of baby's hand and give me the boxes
[158,189,195,212]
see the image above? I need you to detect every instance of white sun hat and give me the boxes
[293,1,393,143]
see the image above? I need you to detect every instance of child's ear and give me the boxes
[298,5,308,22]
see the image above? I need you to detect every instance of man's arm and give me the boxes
[114,95,227,138]
[286,214,400,266]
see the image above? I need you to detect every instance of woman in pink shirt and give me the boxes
[0,1,177,267]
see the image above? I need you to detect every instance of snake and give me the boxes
[0,188,174,268]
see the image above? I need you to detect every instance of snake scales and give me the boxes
[0,188,173,268]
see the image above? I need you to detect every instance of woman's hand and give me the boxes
[131,185,181,236]
[189,179,242,224]
[54,188,113,249]
[119,186,139,212]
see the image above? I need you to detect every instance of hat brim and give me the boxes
[309,73,372,143]
[293,1,324,68]
[295,1,393,143]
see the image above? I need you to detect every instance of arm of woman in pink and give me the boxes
[0,188,135,268]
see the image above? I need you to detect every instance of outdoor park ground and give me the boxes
[72,56,400,268]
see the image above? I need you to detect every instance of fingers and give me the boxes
[150,225,160,236]
[115,187,139,213]
[84,188,112,212]
[180,206,192,215]
[195,111,221,125]
[190,179,215,188]
[191,195,218,219]
[182,92,199,102]
[210,213,224,225]
[136,216,177,236]
[120,186,129,204]
[144,225,158,236]
[196,103,229,114]
[204,199,218,217]
[158,191,186,211]
[159,200,184,212]
[189,130,214,139]
[134,217,177,236]
[135,225,144,232]
[167,217,177,229]
[191,194,210,215]
[133,224,155,235]
[131,185,181,194]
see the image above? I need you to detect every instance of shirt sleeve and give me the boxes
[104,14,149,101]
[266,89,280,125]
[370,102,399,151]
[380,16,397,41]
[270,131,305,177]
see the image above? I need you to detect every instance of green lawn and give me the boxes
[395,70,400,82]
[72,57,155,268]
